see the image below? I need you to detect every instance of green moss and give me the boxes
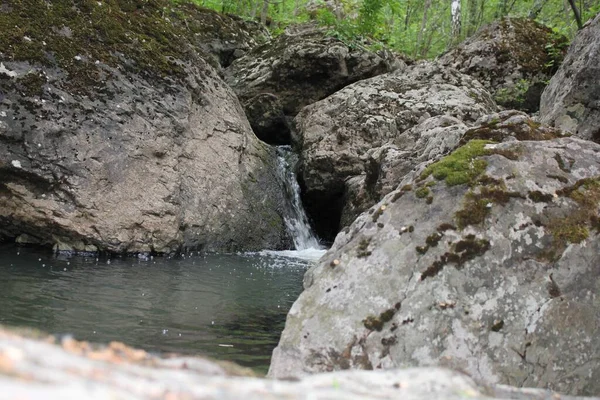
[415,186,430,198]
[547,174,569,184]
[357,237,372,258]
[0,0,224,93]
[362,304,399,332]
[420,235,490,280]
[549,221,589,244]
[420,140,494,186]
[437,223,456,232]
[16,72,47,97]
[401,184,413,191]
[528,190,554,203]
[455,184,522,229]
[416,245,429,254]
[425,232,442,247]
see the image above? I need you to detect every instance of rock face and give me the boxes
[1,327,595,400]
[340,110,558,229]
[296,61,497,241]
[225,25,399,144]
[439,18,568,112]
[0,0,290,253]
[540,13,600,142]
[183,8,271,68]
[270,133,600,396]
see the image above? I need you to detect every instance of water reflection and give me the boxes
[0,245,318,374]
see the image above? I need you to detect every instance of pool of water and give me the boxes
[0,244,324,374]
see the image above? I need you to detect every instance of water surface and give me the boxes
[0,244,323,374]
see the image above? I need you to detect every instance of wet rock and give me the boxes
[540,13,600,142]
[271,135,600,396]
[0,0,290,253]
[1,327,595,400]
[296,61,497,240]
[225,24,400,144]
[439,18,568,112]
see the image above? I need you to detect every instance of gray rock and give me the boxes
[0,1,290,253]
[540,13,600,142]
[0,327,595,400]
[225,25,400,144]
[439,18,568,112]
[341,116,469,228]
[296,61,497,240]
[270,135,600,396]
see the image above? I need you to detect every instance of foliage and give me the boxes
[179,0,598,59]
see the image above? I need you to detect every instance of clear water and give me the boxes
[0,244,325,374]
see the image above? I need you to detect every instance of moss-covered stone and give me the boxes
[420,140,493,186]
[357,237,372,258]
[362,304,400,332]
[415,186,430,199]
[0,0,238,92]
[455,182,523,229]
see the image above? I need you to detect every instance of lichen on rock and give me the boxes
[270,135,600,396]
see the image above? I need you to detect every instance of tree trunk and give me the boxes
[451,0,461,41]
[416,0,432,57]
[260,0,269,25]
[567,0,584,29]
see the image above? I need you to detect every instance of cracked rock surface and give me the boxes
[270,135,600,396]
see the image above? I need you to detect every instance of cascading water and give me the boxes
[276,146,322,251]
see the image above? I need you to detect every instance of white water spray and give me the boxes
[276,146,322,251]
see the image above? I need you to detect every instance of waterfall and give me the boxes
[276,146,322,250]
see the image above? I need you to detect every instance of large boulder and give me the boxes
[439,18,568,112]
[1,327,596,400]
[270,133,600,395]
[540,13,600,142]
[0,0,290,253]
[296,61,497,241]
[225,24,400,144]
[341,110,564,228]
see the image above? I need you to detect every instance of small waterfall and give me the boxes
[276,146,322,250]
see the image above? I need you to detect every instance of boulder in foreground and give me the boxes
[0,327,594,400]
[271,134,600,396]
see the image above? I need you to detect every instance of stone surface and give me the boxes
[225,24,400,144]
[296,61,497,241]
[341,110,564,228]
[439,18,568,112]
[0,327,595,400]
[183,8,271,69]
[270,135,600,396]
[540,13,600,142]
[0,0,291,253]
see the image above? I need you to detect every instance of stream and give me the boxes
[0,146,325,374]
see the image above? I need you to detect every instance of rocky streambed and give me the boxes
[2,0,600,398]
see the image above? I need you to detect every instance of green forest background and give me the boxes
[188,0,600,58]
